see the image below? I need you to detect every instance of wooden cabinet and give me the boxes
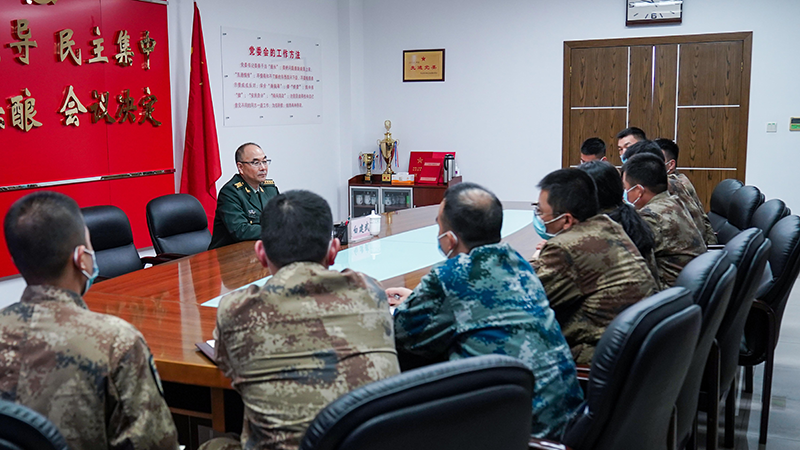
[347,175,462,217]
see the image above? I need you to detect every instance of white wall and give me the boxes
[169,0,346,220]
[354,0,800,210]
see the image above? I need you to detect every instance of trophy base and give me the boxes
[364,174,372,184]
[382,173,392,183]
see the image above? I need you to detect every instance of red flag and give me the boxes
[180,3,222,227]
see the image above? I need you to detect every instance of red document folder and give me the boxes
[409,152,455,185]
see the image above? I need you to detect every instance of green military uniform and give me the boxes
[638,191,707,288]
[204,262,400,450]
[209,174,280,250]
[532,215,659,365]
[0,285,179,450]
[669,172,717,245]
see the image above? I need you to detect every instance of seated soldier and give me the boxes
[656,138,717,244]
[0,192,178,450]
[624,140,717,245]
[209,142,280,250]
[203,190,400,450]
[388,182,583,440]
[579,137,607,164]
[622,153,707,287]
[616,126,646,160]
[579,160,661,287]
[530,169,659,365]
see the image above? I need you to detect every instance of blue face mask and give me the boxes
[532,211,565,240]
[620,155,628,164]
[437,231,457,258]
[623,185,642,207]
[74,247,99,295]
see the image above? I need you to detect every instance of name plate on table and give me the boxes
[349,216,372,243]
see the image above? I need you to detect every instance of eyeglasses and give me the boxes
[239,159,271,168]
[531,202,561,218]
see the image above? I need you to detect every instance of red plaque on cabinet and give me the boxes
[409,152,455,185]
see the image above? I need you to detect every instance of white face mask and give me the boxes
[437,231,458,259]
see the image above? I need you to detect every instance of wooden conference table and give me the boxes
[83,201,540,431]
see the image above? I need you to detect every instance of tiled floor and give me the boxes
[697,279,800,449]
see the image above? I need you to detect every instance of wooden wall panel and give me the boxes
[676,107,740,168]
[628,45,653,131]
[680,170,734,212]
[678,42,743,106]
[568,109,627,166]
[570,47,628,107]
[629,45,678,140]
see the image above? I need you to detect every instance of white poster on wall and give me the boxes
[220,27,322,127]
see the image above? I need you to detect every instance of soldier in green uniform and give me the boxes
[208,142,280,250]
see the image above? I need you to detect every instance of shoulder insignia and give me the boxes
[263,179,275,186]
[234,182,243,189]
[245,187,251,193]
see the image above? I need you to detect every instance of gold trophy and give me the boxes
[377,120,397,183]
[360,152,375,183]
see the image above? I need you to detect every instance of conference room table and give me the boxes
[83,201,541,432]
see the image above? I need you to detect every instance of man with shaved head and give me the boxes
[388,182,583,440]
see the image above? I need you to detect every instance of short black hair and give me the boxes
[442,183,503,250]
[580,137,606,158]
[656,138,680,162]
[235,142,262,163]
[621,153,668,194]
[616,127,647,141]
[578,160,623,211]
[538,168,599,222]
[622,139,665,162]
[261,190,332,267]
[4,192,87,284]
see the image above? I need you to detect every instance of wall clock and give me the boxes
[627,0,683,26]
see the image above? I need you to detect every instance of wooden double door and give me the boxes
[562,32,752,209]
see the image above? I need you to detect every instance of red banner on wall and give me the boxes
[0,0,174,277]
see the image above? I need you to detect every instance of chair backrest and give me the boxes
[145,194,211,256]
[717,186,764,244]
[673,251,736,447]
[716,228,771,388]
[562,287,701,450]
[0,400,68,450]
[709,179,743,232]
[751,199,790,238]
[299,355,534,450]
[742,215,800,363]
[81,205,143,279]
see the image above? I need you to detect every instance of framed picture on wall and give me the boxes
[403,49,445,82]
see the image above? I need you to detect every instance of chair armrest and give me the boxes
[575,364,590,380]
[707,244,726,250]
[529,438,571,450]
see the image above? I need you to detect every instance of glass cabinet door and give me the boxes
[350,187,380,218]
[380,187,413,213]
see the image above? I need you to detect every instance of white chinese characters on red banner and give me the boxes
[221,28,322,126]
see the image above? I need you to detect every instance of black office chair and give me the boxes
[750,198,790,237]
[146,194,212,258]
[695,228,770,449]
[300,355,534,450]
[560,287,701,450]
[715,186,764,244]
[0,400,68,450]
[739,215,800,445]
[673,251,736,450]
[81,205,144,279]
[708,179,743,233]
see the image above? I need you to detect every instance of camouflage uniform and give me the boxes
[208,262,400,450]
[0,285,179,450]
[638,191,707,287]
[669,172,717,245]
[531,215,659,365]
[209,174,280,250]
[394,242,583,439]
